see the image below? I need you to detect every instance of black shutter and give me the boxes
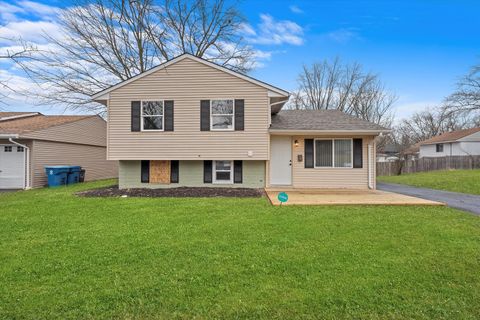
[203,160,212,183]
[131,101,141,132]
[234,160,243,183]
[170,160,179,183]
[353,139,363,168]
[141,160,150,183]
[200,100,210,131]
[164,100,174,131]
[304,139,314,168]
[234,99,244,131]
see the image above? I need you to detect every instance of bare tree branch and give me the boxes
[16,0,255,113]
[287,57,396,127]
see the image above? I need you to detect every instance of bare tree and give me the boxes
[0,38,37,105]
[444,64,480,119]
[288,57,396,127]
[18,0,254,113]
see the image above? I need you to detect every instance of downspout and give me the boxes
[8,138,31,189]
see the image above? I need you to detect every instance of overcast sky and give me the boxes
[1,0,479,121]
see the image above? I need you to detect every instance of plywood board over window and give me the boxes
[150,160,170,184]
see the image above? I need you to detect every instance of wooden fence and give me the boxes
[376,155,480,176]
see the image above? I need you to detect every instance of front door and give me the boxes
[270,136,292,185]
[0,145,25,189]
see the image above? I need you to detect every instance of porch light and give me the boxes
[294,140,299,147]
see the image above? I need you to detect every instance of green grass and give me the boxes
[1,180,480,319]
[378,169,480,195]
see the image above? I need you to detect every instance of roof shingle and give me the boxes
[0,114,95,134]
[420,127,480,145]
[270,110,389,132]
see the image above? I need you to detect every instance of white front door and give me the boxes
[270,136,292,185]
[0,145,25,189]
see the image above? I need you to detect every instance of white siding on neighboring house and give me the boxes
[107,57,270,160]
[420,141,480,157]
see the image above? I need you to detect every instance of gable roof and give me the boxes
[269,110,390,133]
[0,113,97,134]
[420,127,480,145]
[92,54,289,100]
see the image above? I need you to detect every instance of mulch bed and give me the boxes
[76,185,264,198]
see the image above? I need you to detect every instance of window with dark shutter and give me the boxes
[353,139,363,168]
[234,160,243,183]
[131,101,141,132]
[234,100,244,131]
[203,160,212,183]
[141,160,150,183]
[200,100,210,131]
[170,160,179,183]
[304,139,314,168]
[164,100,174,131]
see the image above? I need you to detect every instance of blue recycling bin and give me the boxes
[45,166,70,187]
[67,166,82,185]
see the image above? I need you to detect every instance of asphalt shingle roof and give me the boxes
[270,110,389,131]
[0,113,95,134]
[419,127,480,145]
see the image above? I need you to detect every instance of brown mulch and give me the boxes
[76,185,264,198]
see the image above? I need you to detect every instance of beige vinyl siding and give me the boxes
[290,136,374,189]
[23,116,107,147]
[31,140,117,188]
[119,160,265,189]
[108,57,270,160]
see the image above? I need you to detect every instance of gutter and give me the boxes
[0,134,30,189]
[269,129,391,135]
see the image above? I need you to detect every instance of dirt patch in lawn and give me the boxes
[76,185,264,198]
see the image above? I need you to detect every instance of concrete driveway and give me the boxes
[378,182,480,215]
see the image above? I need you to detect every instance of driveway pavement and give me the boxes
[378,182,480,215]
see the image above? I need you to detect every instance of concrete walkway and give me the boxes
[265,188,443,206]
[378,182,480,215]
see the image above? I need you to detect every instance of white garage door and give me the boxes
[0,145,25,189]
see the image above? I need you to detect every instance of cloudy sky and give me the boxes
[1,0,479,121]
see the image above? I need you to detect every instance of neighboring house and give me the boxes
[403,142,421,160]
[418,128,480,158]
[0,112,118,189]
[92,54,388,190]
[376,143,400,162]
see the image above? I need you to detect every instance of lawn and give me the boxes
[378,169,480,195]
[1,180,480,319]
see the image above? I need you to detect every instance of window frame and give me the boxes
[313,138,353,169]
[436,143,444,153]
[141,100,165,132]
[210,99,235,131]
[213,160,234,184]
[4,146,13,152]
[17,146,24,152]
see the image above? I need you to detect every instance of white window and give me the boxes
[314,139,352,168]
[4,146,12,152]
[17,146,24,152]
[142,101,164,131]
[213,160,233,184]
[211,99,234,130]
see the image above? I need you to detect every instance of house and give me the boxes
[92,54,388,190]
[403,142,421,160]
[376,143,400,162]
[0,112,118,189]
[418,128,480,158]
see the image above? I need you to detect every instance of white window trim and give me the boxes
[210,99,235,131]
[141,100,165,131]
[213,160,234,184]
[314,138,353,169]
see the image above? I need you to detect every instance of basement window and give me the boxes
[213,160,233,184]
